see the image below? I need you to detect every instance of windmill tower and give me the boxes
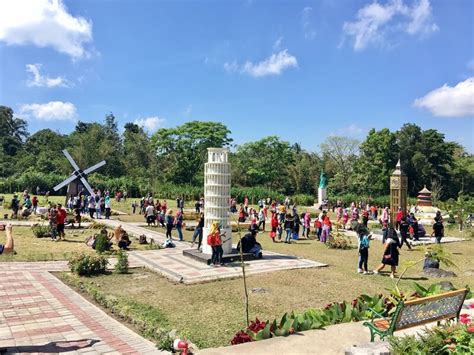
[202,148,232,254]
[53,150,106,197]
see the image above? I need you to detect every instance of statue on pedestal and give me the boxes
[318,170,328,206]
[319,171,328,189]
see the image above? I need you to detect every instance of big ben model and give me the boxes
[390,160,408,228]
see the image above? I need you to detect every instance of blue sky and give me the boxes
[1,0,473,152]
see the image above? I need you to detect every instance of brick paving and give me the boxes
[100,219,327,284]
[0,270,165,354]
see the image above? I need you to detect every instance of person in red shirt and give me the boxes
[270,213,278,242]
[395,207,403,230]
[32,196,38,214]
[56,204,67,241]
[207,222,226,266]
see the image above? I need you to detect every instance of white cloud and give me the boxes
[26,63,70,88]
[20,101,77,121]
[343,0,438,51]
[224,61,239,73]
[225,50,297,77]
[302,7,317,40]
[413,77,474,117]
[242,50,297,77]
[134,116,166,132]
[273,36,284,50]
[0,0,93,59]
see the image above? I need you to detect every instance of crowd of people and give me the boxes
[3,189,448,277]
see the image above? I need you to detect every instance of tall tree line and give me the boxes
[0,105,471,199]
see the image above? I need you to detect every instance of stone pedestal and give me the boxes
[318,187,327,206]
[202,148,232,255]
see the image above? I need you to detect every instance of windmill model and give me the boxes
[53,150,106,196]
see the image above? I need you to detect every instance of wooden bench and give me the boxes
[363,288,468,341]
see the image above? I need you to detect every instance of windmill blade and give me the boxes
[62,149,80,171]
[80,177,95,196]
[53,175,77,192]
[83,160,106,175]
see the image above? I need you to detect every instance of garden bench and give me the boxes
[363,288,468,341]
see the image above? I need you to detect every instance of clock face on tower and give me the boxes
[391,177,400,188]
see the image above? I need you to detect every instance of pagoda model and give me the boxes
[390,160,408,228]
[202,148,232,254]
[417,185,433,207]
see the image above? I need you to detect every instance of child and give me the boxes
[358,233,371,274]
[321,215,331,243]
[207,222,226,266]
[314,214,322,241]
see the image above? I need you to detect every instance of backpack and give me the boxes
[359,235,370,249]
[139,234,148,244]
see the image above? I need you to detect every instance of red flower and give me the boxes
[231,330,253,345]
[460,316,472,325]
[467,326,474,333]
[469,304,474,309]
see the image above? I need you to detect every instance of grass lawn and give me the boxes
[58,228,474,349]
[0,226,151,262]
[0,226,94,262]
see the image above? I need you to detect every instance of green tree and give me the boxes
[0,106,28,176]
[152,121,232,185]
[232,136,294,191]
[397,124,458,197]
[15,129,69,175]
[320,136,360,194]
[68,114,123,177]
[352,128,398,196]
[288,151,322,195]
[123,123,157,178]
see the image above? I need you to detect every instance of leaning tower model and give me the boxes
[202,148,232,255]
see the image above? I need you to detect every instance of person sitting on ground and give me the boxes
[113,225,132,249]
[237,229,262,258]
[0,223,14,255]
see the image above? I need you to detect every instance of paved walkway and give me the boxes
[101,219,327,284]
[0,270,165,354]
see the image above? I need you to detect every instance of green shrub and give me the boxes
[114,250,129,274]
[389,323,474,354]
[68,253,108,276]
[326,232,353,250]
[94,233,110,253]
[291,194,315,206]
[32,224,50,238]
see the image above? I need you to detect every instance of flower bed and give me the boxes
[230,283,472,345]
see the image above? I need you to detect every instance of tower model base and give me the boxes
[183,248,257,265]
